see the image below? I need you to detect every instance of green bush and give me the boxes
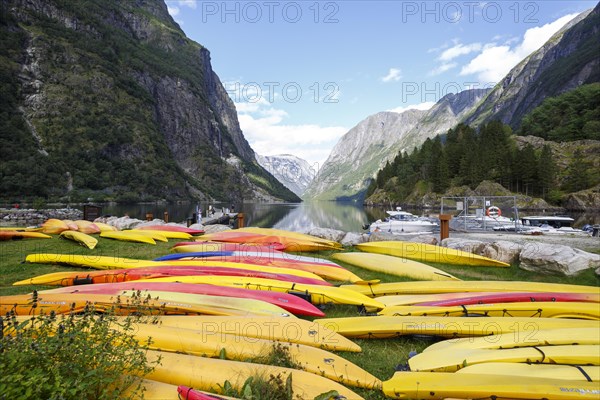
[0,300,158,399]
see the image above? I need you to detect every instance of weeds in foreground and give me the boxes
[0,300,159,399]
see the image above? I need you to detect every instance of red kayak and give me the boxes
[172,241,286,252]
[178,386,227,400]
[28,265,331,287]
[43,281,325,317]
[419,291,600,307]
[135,225,204,235]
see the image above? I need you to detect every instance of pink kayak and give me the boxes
[173,241,286,252]
[43,281,325,317]
[135,225,204,235]
[28,265,331,287]
[419,291,600,307]
[178,386,228,399]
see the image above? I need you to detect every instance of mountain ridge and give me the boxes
[304,89,490,200]
[303,5,598,202]
[0,0,300,203]
[256,154,315,197]
[462,6,599,128]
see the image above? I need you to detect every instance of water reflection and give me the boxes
[102,201,379,232]
[86,202,600,232]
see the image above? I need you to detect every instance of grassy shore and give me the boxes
[1,236,598,399]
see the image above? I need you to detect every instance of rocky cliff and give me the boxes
[463,5,599,128]
[256,154,315,197]
[304,89,489,201]
[0,0,299,203]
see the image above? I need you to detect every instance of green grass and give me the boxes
[1,237,598,400]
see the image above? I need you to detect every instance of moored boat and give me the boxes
[367,208,438,234]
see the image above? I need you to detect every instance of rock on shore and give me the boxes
[1,208,83,226]
[442,237,599,276]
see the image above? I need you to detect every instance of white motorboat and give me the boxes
[520,215,575,229]
[368,208,438,233]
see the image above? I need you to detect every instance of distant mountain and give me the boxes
[0,0,300,203]
[256,154,315,197]
[463,5,599,128]
[306,5,598,202]
[304,89,489,201]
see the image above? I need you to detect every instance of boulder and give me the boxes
[187,223,205,231]
[519,243,600,276]
[135,219,166,228]
[202,224,231,234]
[111,216,146,230]
[308,227,346,243]
[441,238,486,254]
[481,240,523,265]
[340,232,369,246]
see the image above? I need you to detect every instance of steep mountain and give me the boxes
[304,89,489,201]
[303,110,424,201]
[463,5,599,128]
[0,0,299,203]
[256,154,315,197]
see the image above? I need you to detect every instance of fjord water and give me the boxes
[102,202,396,232]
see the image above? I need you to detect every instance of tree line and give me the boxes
[366,121,594,204]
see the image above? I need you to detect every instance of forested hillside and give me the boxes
[519,83,600,141]
[0,0,300,203]
[366,106,600,207]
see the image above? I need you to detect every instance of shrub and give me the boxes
[0,300,158,399]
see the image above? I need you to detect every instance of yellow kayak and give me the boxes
[356,241,510,267]
[124,229,169,242]
[135,230,192,240]
[409,344,600,372]
[121,379,180,400]
[378,301,600,319]
[92,222,117,232]
[7,314,361,353]
[40,218,70,234]
[116,289,293,318]
[0,292,285,317]
[143,350,364,400]
[423,326,600,353]
[343,280,600,297]
[123,323,379,388]
[73,220,101,234]
[383,371,600,399]
[332,252,459,281]
[0,231,52,240]
[141,275,385,309]
[22,254,324,281]
[100,231,156,244]
[316,315,599,339]
[458,363,600,381]
[59,230,98,249]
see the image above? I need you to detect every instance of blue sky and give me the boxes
[165,0,597,166]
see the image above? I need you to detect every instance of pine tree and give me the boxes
[563,149,590,192]
[536,144,556,198]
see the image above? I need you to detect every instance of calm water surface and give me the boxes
[10,201,596,231]
[100,201,414,232]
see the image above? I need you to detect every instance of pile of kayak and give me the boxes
[2,223,599,399]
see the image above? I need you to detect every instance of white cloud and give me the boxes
[429,62,458,76]
[166,0,197,18]
[167,6,180,16]
[233,98,347,166]
[439,43,482,62]
[388,101,436,114]
[381,68,402,83]
[460,13,579,82]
